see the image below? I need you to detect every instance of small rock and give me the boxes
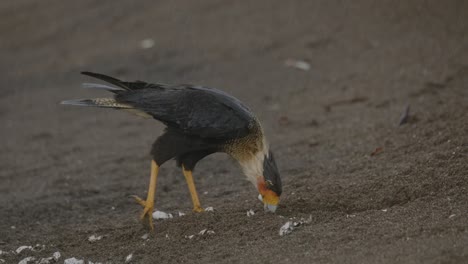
[88,235,103,242]
[141,233,149,240]
[203,191,209,195]
[199,229,207,235]
[205,207,214,212]
[165,234,169,239]
[18,257,35,264]
[207,230,215,235]
[152,210,173,220]
[125,253,133,263]
[185,235,194,239]
[381,209,388,212]
[178,211,185,217]
[0,258,4,263]
[140,39,155,49]
[247,209,255,217]
[10,226,16,229]
[64,257,84,264]
[449,214,456,219]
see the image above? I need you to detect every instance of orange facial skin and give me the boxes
[257,179,280,205]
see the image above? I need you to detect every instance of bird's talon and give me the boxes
[132,195,147,207]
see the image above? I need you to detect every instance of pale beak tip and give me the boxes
[264,204,278,213]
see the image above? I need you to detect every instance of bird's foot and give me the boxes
[132,195,154,231]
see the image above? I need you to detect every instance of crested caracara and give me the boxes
[62,72,282,230]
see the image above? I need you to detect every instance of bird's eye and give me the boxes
[265,180,273,187]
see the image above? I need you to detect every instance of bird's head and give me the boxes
[257,151,282,212]
[238,148,282,213]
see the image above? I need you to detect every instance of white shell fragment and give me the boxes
[88,235,103,242]
[247,209,255,217]
[38,252,60,264]
[18,257,35,264]
[198,229,215,236]
[125,253,133,263]
[140,39,155,49]
[152,210,173,219]
[279,221,294,236]
[279,215,313,236]
[16,245,32,254]
[284,59,311,71]
[185,235,195,239]
[141,233,149,240]
[205,207,214,212]
[64,257,84,264]
[178,211,186,217]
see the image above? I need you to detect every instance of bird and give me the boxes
[61,72,282,230]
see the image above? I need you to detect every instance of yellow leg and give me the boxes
[182,165,204,212]
[132,160,159,231]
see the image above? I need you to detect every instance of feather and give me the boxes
[81,83,125,92]
[61,98,132,108]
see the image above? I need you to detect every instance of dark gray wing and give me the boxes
[115,85,256,139]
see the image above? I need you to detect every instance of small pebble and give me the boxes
[205,207,214,212]
[141,233,149,240]
[247,209,255,217]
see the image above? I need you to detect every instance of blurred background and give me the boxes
[1,1,467,263]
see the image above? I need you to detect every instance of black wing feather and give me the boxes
[81,72,168,91]
[116,86,255,139]
[81,72,255,140]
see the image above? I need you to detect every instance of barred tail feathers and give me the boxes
[60,98,132,109]
[60,98,152,118]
